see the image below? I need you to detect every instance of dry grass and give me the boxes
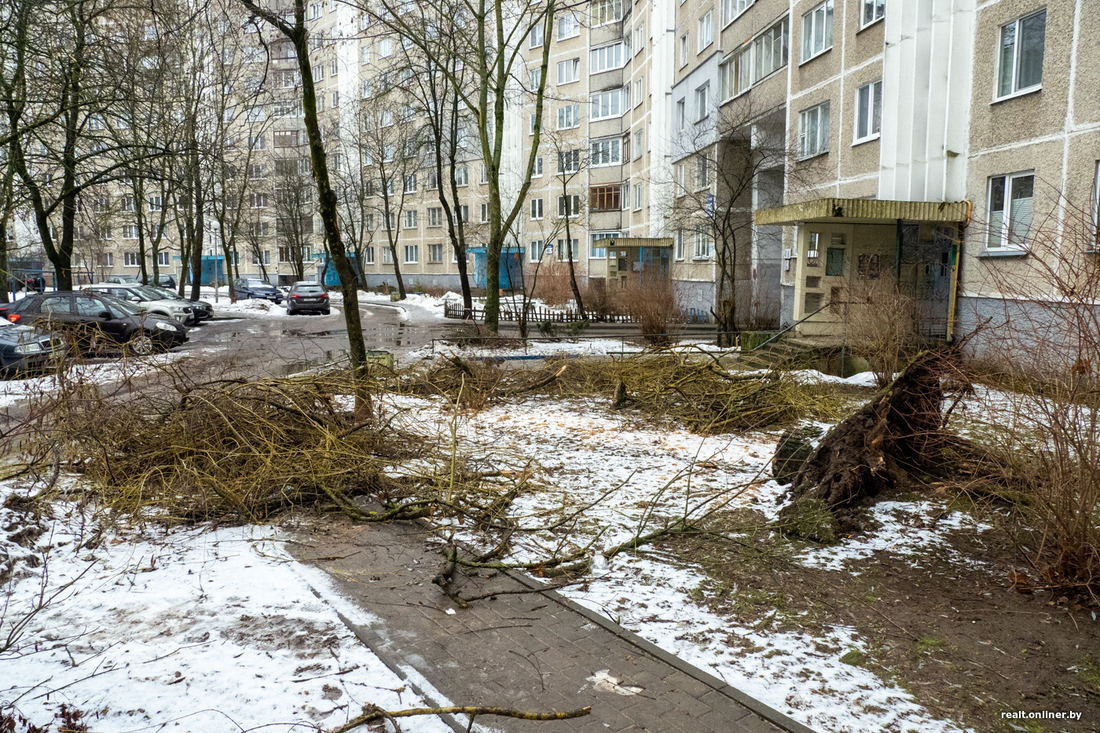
[610,278,683,346]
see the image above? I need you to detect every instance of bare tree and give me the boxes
[273,154,315,282]
[365,0,556,330]
[239,0,372,415]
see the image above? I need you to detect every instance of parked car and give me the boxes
[147,285,214,322]
[84,283,197,326]
[232,278,282,304]
[156,275,177,289]
[0,319,68,377]
[105,275,139,284]
[286,282,330,315]
[6,292,188,354]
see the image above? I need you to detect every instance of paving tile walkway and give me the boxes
[288,516,817,733]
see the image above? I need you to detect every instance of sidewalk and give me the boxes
[287,515,817,733]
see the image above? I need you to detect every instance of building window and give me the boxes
[698,11,713,53]
[529,68,543,89]
[801,1,834,62]
[693,230,713,259]
[157,251,171,266]
[694,84,709,122]
[997,10,1045,99]
[100,252,114,267]
[590,0,622,27]
[558,149,581,174]
[591,231,619,260]
[529,23,544,48]
[404,174,417,193]
[250,222,270,237]
[557,103,581,130]
[404,210,418,229]
[798,101,830,159]
[675,229,686,261]
[366,247,375,265]
[557,58,580,85]
[1093,161,1100,249]
[122,196,135,213]
[861,0,884,28]
[248,163,267,179]
[428,207,443,227]
[590,184,621,212]
[382,247,393,264]
[987,172,1034,251]
[454,166,468,186]
[854,80,882,143]
[274,130,299,148]
[695,154,711,190]
[590,43,625,74]
[250,193,268,209]
[558,14,579,40]
[679,34,688,68]
[634,127,644,160]
[557,237,580,261]
[722,0,753,26]
[428,243,444,263]
[124,251,139,266]
[529,240,545,263]
[633,22,645,54]
[675,163,686,196]
[591,89,628,121]
[379,38,392,57]
[754,17,789,82]
[590,138,621,167]
[557,195,581,218]
[531,197,544,220]
[404,244,418,264]
[148,196,162,212]
[480,203,489,223]
[634,183,643,210]
[634,77,644,106]
[534,156,544,177]
[676,99,685,131]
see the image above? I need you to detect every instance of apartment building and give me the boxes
[10,0,1097,354]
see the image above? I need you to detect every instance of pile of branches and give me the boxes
[30,371,412,523]
[395,353,844,433]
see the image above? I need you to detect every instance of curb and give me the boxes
[506,570,819,733]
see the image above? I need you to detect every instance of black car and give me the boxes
[6,292,188,354]
[286,282,330,315]
[0,320,67,376]
[156,275,177,289]
[232,278,282,304]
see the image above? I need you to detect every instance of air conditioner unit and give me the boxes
[807,250,819,259]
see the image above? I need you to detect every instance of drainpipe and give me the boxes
[946,204,972,344]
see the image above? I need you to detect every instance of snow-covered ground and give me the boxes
[0,484,451,732]
[0,292,993,732]
[378,391,980,733]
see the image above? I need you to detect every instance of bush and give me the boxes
[612,277,683,346]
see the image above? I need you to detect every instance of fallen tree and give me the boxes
[778,349,973,540]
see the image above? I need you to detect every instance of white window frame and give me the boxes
[798,101,830,159]
[557,58,580,85]
[403,244,419,264]
[853,80,882,144]
[557,195,581,219]
[694,83,710,122]
[590,43,625,74]
[996,10,1046,100]
[693,230,714,260]
[634,183,643,211]
[590,89,628,121]
[557,103,581,130]
[698,11,713,53]
[860,0,884,29]
[801,1,834,63]
[675,229,686,261]
[530,23,544,49]
[722,0,753,27]
[558,150,581,174]
[556,237,580,261]
[124,251,139,266]
[676,99,685,131]
[986,171,1034,252]
[454,166,468,186]
[590,138,621,167]
[531,197,544,220]
[480,203,490,223]
[591,0,623,28]
[404,210,418,229]
[679,34,688,68]
[529,240,545,263]
[557,14,579,40]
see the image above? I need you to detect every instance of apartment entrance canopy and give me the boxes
[754,198,971,226]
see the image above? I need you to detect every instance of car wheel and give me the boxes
[322,309,330,315]
[128,330,156,356]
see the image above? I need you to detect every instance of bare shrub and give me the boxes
[611,278,683,346]
[530,260,576,307]
[846,283,928,387]
[964,188,1100,602]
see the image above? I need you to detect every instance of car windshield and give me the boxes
[99,294,143,317]
[247,280,273,288]
[150,286,183,300]
[137,286,170,300]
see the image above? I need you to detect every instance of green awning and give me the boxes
[754,198,970,226]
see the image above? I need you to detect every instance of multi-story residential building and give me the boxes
[9,0,1098,361]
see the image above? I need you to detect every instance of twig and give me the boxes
[330,704,591,733]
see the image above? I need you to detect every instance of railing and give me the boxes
[444,301,641,324]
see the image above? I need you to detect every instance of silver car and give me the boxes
[84,283,197,325]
